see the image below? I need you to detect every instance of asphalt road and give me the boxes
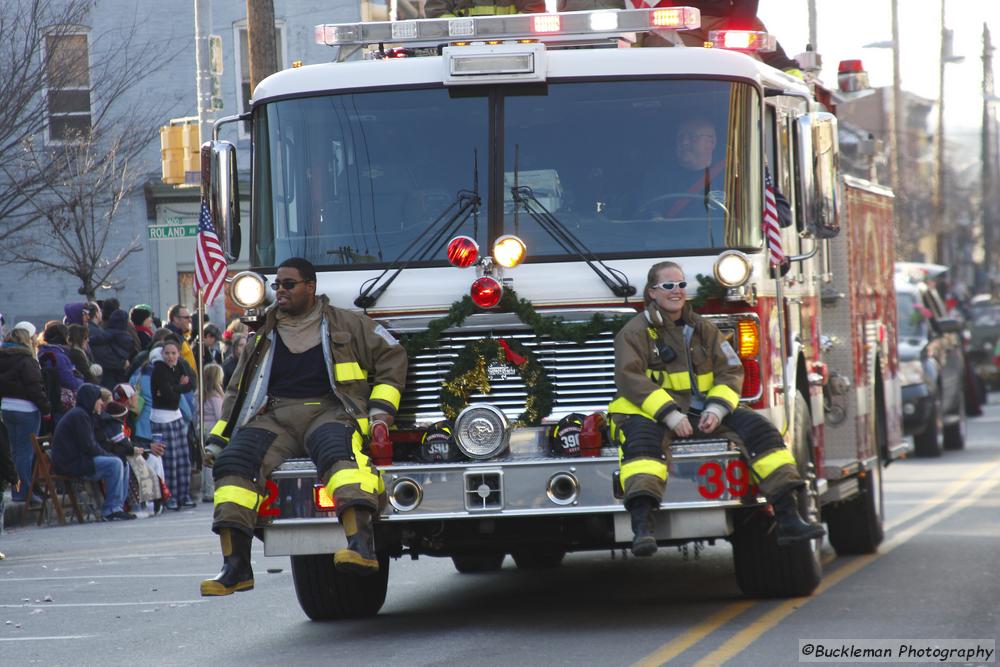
[2,400,999,667]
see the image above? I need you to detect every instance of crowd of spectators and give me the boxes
[0,300,247,532]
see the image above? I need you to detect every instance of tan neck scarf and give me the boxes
[274,295,325,353]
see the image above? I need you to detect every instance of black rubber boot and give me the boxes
[200,528,254,596]
[628,497,658,557]
[334,507,380,575]
[773,490,826,545]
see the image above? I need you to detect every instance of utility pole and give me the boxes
[890,0,903,222]
[934,0,948,265]
[807,0,817,52]
[246,0,278,93]
[982,24,996,291]
[194,0,214,148]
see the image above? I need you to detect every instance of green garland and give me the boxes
[439,337,553,427]
[401,287,632,357]
[689,274,728,309]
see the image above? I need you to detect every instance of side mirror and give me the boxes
[795,112,841,239]
[934,318,963,334]
[201,140,241,263]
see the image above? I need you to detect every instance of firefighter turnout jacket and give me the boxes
[608,302,801,505]
[210,295,408,444]
[425,0,544,18]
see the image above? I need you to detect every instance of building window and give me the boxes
[45,32,91,142]
[234,21,285,136]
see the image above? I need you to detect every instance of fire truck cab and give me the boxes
[205,7,902,620]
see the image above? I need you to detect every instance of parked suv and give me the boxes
[895,265,967,456]
[966,296,1000,394]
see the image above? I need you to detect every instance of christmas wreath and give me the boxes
[439,337,553,427]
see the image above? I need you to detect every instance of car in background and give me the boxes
[895,265,967,457]
[966,296,1000,394]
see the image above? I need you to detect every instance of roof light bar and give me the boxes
[707,29,776,53]
[313,7,700,48]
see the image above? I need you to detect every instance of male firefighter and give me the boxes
[609,260,825,556]
[636,117,724,220]
[200,257,408,596]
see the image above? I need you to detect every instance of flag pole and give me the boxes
[197,285,207,467]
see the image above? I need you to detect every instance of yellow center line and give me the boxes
[693,472,1000,666]
[883,457,1000,531]
[631,601,757,667]
[633,454,1000,667]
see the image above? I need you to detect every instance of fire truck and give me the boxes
[202,7,902,619]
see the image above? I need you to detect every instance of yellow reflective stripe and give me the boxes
[640,389,672,418]
[697,372,714,393]
[334,362,367,382]
[751,448,797,480]
[666,371,690,390]
[465,5,517,14]
[620,458,668,484]
[355,418,369,437]
[609,397,644,416]
[369,384,401,410]
[209,420,229,441]
[707,384,741,410]
[327,467,385,495]
[214,485,262,511]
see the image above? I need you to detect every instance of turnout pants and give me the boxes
[212,395,385,538]
[610,407,803,508]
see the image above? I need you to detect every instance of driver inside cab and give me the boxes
[636,117,726,220]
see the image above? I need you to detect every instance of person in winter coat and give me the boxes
[67,324,99,384]
[49,383,134,521]
[130,305,154,351]
[38,323,84,427]
[150,340,194,510]
[63,303,89,327]
[89,309,135,389]
[198,363,225,503]
[220,333,246,390]
[609,260,825,556]
[0,323,51,502]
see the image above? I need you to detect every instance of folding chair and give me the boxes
[25,435,86,526]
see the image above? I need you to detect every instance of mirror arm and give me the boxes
[787,235,819,263]
[212,113,251,141]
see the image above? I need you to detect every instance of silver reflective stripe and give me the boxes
[236,331,275,428]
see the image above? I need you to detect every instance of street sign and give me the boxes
[148,223,199,240]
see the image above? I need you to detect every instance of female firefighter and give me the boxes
[608,260,826,556]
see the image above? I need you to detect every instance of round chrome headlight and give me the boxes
[230,271,266,308]
[454,404,510,460]
[713,250,752,287]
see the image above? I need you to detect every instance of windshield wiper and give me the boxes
[510,186,635,299]
[354,189,481,308]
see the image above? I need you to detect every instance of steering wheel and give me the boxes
[635,193,727,219]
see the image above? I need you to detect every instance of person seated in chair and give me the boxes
[50,383,134,521]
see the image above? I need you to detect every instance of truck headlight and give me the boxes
[898,360,925,387]
[230,271,266,309]
[714,250,752,287]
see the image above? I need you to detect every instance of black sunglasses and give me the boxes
[270,279,310,291]
[652,281,687,291]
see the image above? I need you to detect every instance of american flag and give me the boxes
[763,171,784,267]
[195,200,227,306]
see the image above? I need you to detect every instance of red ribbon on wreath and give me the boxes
[497,338,526,366]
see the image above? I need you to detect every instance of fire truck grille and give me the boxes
[397,328,617,425]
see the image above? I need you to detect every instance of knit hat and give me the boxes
[112,383,136,403]
[105,401,129,419]
[12,321,36,338]
[130,305,153,327]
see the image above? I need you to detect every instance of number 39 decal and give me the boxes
[696,460,758,499]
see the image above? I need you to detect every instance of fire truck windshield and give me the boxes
[251,79,762,269]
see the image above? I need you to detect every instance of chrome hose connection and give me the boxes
[546,472,579,506]
[389,478,423,512]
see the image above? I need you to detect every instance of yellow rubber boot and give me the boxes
[200,528,255,596]
[334,507,379,576]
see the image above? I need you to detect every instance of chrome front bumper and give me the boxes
[263,440,757,556]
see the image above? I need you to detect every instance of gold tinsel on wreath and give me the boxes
[441,355,491,419]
